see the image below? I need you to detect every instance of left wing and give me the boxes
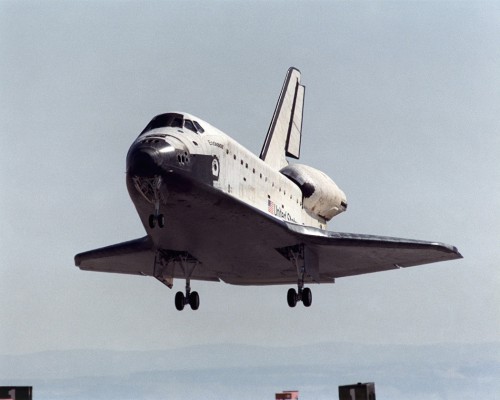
[285,224,462,280]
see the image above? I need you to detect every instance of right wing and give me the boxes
[75,236,221,284]
[75,236,156,276]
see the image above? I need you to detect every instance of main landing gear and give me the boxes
[154,250,201,311]
[282,244,313,308]
[174,254,200,311]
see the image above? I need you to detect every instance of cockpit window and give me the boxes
[140,113,206,135]
[171,117,183,128]
[193,120,205,133]
[184,119,196,133]
[140,113,184,134]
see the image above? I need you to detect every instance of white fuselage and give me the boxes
[130,112,341,230]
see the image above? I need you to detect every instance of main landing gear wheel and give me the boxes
[175,291,185,311]
[302,287,312,307]
[189,291,200,310]
[174,291,200,311]
[287,288,298,308]
[287,287,312,308]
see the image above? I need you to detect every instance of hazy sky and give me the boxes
[1,1,499,355]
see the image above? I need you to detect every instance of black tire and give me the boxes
[287,288,297,308]
[302,287,312,307]
[189,291,200,310]
[148,214,156,228]
[158,214,165,228]
[175,291,185,311]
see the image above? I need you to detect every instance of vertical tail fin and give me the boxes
[260,67,305,170]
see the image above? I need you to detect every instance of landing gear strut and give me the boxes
[149,175,165,228]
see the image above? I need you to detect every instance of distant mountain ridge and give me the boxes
[1,342,499,400]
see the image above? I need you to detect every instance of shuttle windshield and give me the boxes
[141,113,205,135]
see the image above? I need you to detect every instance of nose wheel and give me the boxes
[148,213,165,228]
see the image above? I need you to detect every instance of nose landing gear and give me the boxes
[148,213,165,228]
[132,175,166,229]
[149,175,165,229]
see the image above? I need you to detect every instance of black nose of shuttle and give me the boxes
[127,141,175,176]
[128,147,161,175]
